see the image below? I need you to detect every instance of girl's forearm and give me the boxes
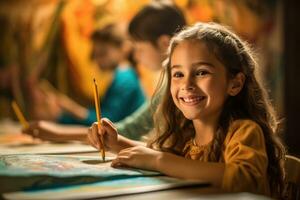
[114,135,146,153]
[156,152,225,187]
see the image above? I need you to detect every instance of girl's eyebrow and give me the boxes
[171,61,215,70]
[192,61,215,68]
[170,65,181,70]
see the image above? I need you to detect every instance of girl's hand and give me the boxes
[111,146,162,171]
[87,118,119,153]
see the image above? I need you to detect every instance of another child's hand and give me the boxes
[111,146,162,171]
[87,118,119,153]
[22,121,68,142]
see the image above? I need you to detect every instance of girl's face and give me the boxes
[170,40,231,122]
[133,41,164,71]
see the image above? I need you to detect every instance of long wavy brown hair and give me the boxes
[148,22,285,197]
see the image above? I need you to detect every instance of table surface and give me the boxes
[0,121,272,200]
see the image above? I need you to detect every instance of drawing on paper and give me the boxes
[0,154,159,177]
[0,154,160,193]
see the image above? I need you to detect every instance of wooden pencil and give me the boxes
[11,101,29,129]
[93,78,105,161]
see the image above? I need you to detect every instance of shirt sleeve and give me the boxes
[115,81,165,140]
[222,120,270,195]
[115,101,154,140]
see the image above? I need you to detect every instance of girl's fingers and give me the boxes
[90,125,102,150]
[101,118,113,126]
[87,128,98,149]
[111,160,125,168]
[101,118,117,133]
[111,158,121,167]
[92,122,106,138]
[87,128,94,146]
[93,122,106,150]
[114,150,132,163]
[87,131,95,148]
[111,156,130,167]
[91,123,99,136]
[118,147,135,155]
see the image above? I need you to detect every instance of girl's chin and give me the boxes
[182,113,201,120]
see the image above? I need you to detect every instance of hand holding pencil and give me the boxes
[87,118,119,154]
[88,79,121,157]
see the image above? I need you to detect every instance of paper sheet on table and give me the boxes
[0,154,161,193]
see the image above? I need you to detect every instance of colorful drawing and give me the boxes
[0,154,160,193]
[3,176,209,200]
[0,154,159,177]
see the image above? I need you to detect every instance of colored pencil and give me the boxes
[93,78,105,161]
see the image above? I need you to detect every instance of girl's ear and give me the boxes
[157,35,171,52]
[227,72,245,96]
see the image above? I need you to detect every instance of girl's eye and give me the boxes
[196,70,209,76]
[172,71,184,78]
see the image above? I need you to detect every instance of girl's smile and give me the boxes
[179,94,206,106]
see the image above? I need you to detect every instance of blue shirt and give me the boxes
[58,66,145,125]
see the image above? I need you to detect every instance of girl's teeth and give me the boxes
[183,97,203,103]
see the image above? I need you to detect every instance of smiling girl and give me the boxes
[88,22,285,198]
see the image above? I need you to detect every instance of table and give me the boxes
[0,121,272,200]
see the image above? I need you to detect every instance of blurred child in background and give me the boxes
[55,23,145,125]
[23,1,186,142]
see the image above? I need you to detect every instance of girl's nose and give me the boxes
[181,78,195,91]
[181,85,195,91]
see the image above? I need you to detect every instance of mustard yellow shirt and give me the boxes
[183,119,270,195]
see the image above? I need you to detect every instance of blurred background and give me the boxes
[0,0,299,155]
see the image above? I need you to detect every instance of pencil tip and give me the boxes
[93,78,96,83]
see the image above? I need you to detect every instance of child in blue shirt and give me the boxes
[58,23,145,125]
